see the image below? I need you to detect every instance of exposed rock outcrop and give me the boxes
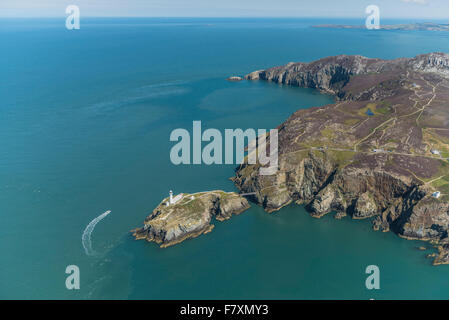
[226,76,243,81]
[353,192,378,219]
[434,244,449,266]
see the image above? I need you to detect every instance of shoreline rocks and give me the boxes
[226,76,243,81]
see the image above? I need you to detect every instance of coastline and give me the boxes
[234,52,449,265]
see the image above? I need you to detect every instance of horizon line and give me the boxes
[0,16,447,20]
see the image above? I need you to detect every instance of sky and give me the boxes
[0,0,448,19]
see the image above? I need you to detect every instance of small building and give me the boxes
[431,149,441,156]
[432,191,441,199]
[168,190,183,205]
[372,149,384,153]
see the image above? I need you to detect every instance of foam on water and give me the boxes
[82,210,111,256]
[89,81,190,114]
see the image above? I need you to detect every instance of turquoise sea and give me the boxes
[1,18,449,299]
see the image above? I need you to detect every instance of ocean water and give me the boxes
[1,18,449,299]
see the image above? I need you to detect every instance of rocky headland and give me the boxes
[134,52,449,265]
[234,52,449,265]
[132,191,250,247]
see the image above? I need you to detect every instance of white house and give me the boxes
[431,149,441,156]
[168,190,183,205]
[432,191,441,199]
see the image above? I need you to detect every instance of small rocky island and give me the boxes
[134,52,449,265]
[132,191,250,247]
[226,76,243,81]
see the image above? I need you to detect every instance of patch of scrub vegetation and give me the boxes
[181,198,205,213]
[379,79,400,90]
[385,156,397,167]
[376,101,392,115]
[320,127,336,139]
[431,174,449,194]
[330,150,356,168]
[318,128,349,148]
[303,139,327,148]
[386,138,400,144]
[283,149,308,163]
[428,160,449,186]
[423,129,449,157]
[217,191,233,200]
[344,118,361,126]
[312,149,356,168]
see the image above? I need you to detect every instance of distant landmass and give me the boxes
[313,22,449,31]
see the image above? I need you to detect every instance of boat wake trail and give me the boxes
[82,210,111,256]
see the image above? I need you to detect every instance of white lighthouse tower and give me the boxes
[169,190,174,204]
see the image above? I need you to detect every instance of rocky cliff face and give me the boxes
[237,53,449,265]
[132,191,250,247]
[409,53,449,77]
[246,52,449,97]
[245,55,369,97]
